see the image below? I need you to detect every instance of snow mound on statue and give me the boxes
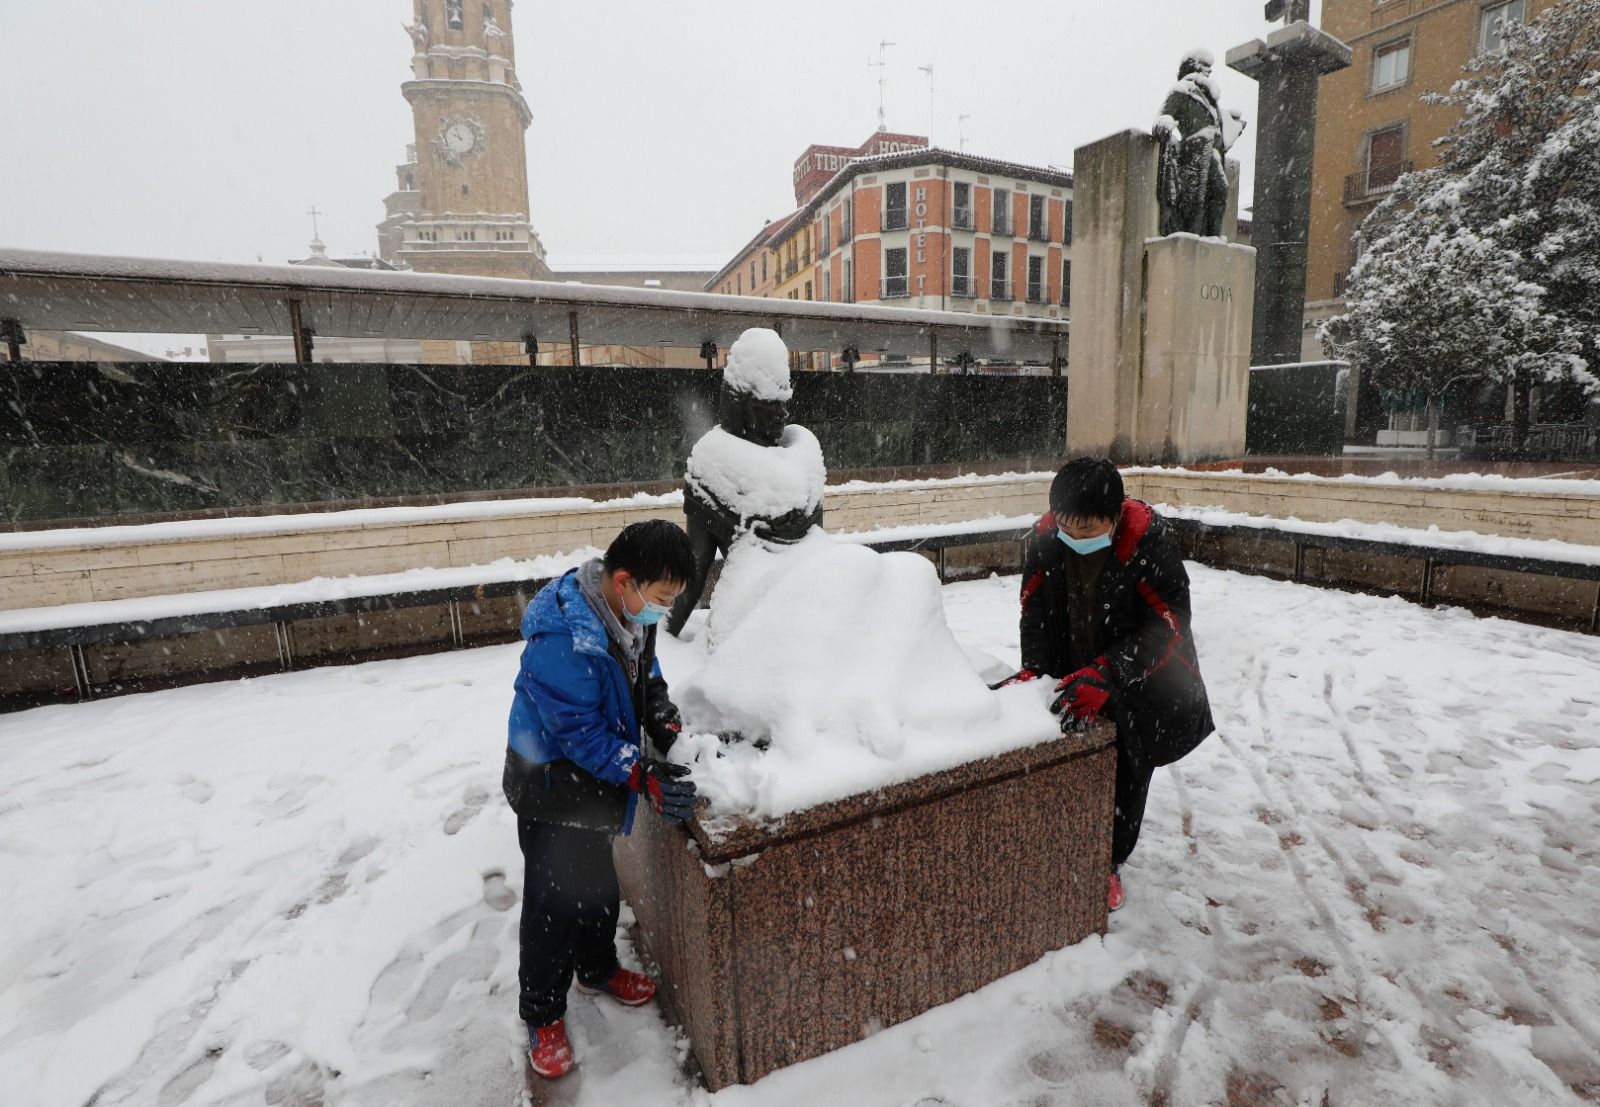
[684,424,825,521]
[722,326,793,401]
[671,532,1058,819]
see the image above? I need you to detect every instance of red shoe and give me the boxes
[1108,869,1126,913]
[576,966,657,1007]
[528,1020,574,1079]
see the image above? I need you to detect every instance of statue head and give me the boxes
[1178,47,1214,81]
[718,328,794,447]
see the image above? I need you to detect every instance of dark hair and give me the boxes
[604,519,695,585]
[1049,457,1124,522]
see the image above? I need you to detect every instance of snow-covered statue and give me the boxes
[666,328,825,637]
[1153,49,1247,238]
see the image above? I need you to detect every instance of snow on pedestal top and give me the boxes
[685,424,825,522]
[723,327,793,401]
[669,532,1058,820]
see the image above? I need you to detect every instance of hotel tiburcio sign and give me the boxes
[791,134,930,202]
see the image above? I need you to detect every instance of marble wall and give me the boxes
[0,362,1067,524]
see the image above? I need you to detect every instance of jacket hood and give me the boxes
[1033,497,1158,565]
[520,568,612,658]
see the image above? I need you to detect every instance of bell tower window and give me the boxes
[446,0,464,30]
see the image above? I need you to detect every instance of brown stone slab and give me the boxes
[615,722,1115,1090]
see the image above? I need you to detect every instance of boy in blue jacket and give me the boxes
[502,520,699,1079]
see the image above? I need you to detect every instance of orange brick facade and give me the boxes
[709,141,1074,367]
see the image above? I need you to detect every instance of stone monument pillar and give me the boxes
[1227,5,1351,367]
[1068,130,1256,464]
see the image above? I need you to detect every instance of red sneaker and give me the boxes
[576,966,657,1007]
[1108,869,1126,913]
[528,1020,574,1079]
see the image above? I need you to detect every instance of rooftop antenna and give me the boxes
[869,39,896,132]
[958,113,971,151]
[918,63,934,145]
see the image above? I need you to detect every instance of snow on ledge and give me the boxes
[1126,465,1600,499]
[1156,502,1600,567]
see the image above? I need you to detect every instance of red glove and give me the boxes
[989,669,1039,690]
[627,758,696,824]
[1049,661,1113,723]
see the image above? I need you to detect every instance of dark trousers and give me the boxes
[1112,740,1157,868]
[517,817,621,1026]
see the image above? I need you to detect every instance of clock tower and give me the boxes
[378,0,550,279]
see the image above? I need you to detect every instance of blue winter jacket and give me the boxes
[507,568,650,834]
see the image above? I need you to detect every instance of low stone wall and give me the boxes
[0,476,1054,611]
[1122,470,1600,546]
[8,468,1600,615]
[614,722,1116,1090]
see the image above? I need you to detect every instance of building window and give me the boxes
[483,1,493,23]
[1027,255,1045,303]
[1371,38,1411,92]
[805,280,813,300]
[885,182,908,231]
[821,216,832,255]
[953,182,973,230]
[737,274,742,295]
[1479,0,1525,54]
[1061,259,1072,307]
[883,246,909,298]
[761,254,767,282]
[841,200,853,242]
[952,246,972,298]
[1364,125,1406,194]
[992,189,1011,236]
[823,271,832,301]
[1064,201,1074,245]
[844,259,853,301]
[1028,195,1048,241]
[447,0,464,29]
[991,251,1010,300]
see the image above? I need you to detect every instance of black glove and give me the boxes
[645,703,684,754]
[1048,660,1114,729]
[627,758,697,824]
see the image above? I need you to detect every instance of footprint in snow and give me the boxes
[443,783,490,836]
[483,870,517,912]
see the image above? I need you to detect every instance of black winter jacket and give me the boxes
[1020,498,1214,767]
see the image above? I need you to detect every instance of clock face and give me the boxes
[444,122,477,155]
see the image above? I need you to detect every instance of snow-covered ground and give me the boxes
[3,567,1599,1106]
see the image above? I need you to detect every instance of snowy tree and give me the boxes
[1323,0,1600,452]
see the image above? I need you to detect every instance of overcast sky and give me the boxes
[0,0,1319,272]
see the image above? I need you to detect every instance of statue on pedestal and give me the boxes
[1153,49,1246,238]
[667,328,825,637]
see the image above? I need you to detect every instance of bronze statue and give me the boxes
[667,329,826,637]
[1154,49,1246,238]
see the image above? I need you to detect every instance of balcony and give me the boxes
[1026,284,1048,304]
[990,279,1013,301]
[883,209,909,231]
[991,217,1012,237]
[881,275,910,299]
[951,275,975,298]
[1344,161,1412,204]
[1028,222,1050,243]
[784,259,798,280]
[952,208,974,231]
[1333,271,1350,297]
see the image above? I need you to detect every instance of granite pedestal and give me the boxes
[612,721,1117,1090]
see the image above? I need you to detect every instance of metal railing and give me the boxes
[881,276,910,299]
[990,279,1013,301]
[991,216,1012,236]
[1028,222,1050,243]
[952,209,974,231]
[1026,284,1048,304]
[951,276,975,298]
[1344,161,1412,203]
[883,209,909,231]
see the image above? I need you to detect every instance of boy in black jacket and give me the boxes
[1004,458,1214,912]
